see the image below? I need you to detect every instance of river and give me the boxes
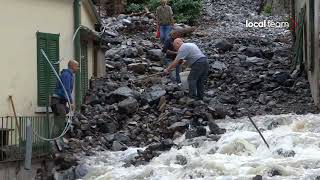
[81,114,320,180]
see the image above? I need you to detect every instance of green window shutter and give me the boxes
[81,42,89,100]
[37,32,60,106]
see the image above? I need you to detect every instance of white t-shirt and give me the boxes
[175,43,206,66]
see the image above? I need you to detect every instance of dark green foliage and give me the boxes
[127,3,145,13]
[147,0,160,12]
[126,0,202,25]
[262,4,272,15]
[127,0,148,3]
[170,0,202,25]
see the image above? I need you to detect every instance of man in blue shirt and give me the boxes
[162,30,181,83]
[51,60,79,118]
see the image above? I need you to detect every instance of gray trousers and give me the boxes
[188,61,209,100]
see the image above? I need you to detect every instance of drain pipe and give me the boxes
[74,0,81,110]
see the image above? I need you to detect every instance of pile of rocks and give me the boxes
[187,0,319,117]
[47,0,320,178]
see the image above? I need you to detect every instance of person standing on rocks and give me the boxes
[164,38,209,100]
[50,60,79,136]
[162,30,181,83]
[156,0,174,43]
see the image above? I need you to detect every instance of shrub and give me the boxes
[147,0,160,12]
[126,0,203,25]
[262,4,272,15]
[170,0,202,25]
[126,3,145,13]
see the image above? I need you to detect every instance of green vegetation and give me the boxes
[262,4,272,15]
[126,3,145,13]
[126,0,203,25]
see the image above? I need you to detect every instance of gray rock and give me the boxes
[110,86,134,98]
[105,48,121,59]
[80,124,90,131]
[168,120,189,132]
[173,91,185,99]
[104,30,119,37]
[123,58,136,64]
[147,49,163,61]
[262,49,274,59]
[150,66,164,72]
[212,61,227,71]
[244,47,263,58]
[74,164,88,179]
[219,95,237,104]
[185,126,207,139]
[114,133,131,145]
[268,168,282,177]
[118,97,138,114]
[142,85,166,103]
[105,134,115,142]
[267,121,281,130]
[98,121,117,134]
[112,141,128,151]
[215,39,233,52]
[139,40,154,49]
[272,71,290,84]
[124,47,138,58]
[175,155,187,165]
[85,94,100,106]
[258,94,267,105]
[252,175,262,180]
[122,19,131,25]
[246,57,265,65]
[276,148,295,157]
[208,120,226,135]
[128,63,147,74]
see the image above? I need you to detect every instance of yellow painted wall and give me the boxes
[0,0,74,116]
[97,49,107,78]
[87,41,94,80]
[81,1,96,30]
[81,0,97,82]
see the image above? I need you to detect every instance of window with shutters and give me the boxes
[81,42,89,100]
[37,32,60,107]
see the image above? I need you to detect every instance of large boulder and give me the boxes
[118,97,138,114]
[185,126,207,139]
[107,86,135,104]
[215,39,233,52]
[141,85,166,104]
[105,48,121,60]
[272,71,290,84]
[112,141,128,151]
[243,47,264,58]
[128,63,148,74]
[208,120,226,135]
[168,120,189,132]
[147,49,163,61]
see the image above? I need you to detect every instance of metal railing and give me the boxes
[0,116,52,162]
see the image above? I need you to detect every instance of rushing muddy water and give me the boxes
[82,114,320,180]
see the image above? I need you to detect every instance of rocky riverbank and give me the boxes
[40,0,319,179]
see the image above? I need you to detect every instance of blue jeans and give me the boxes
[165,58,181,83]
[160,25,172,43]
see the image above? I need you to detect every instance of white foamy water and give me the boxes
[82,114,320,180]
